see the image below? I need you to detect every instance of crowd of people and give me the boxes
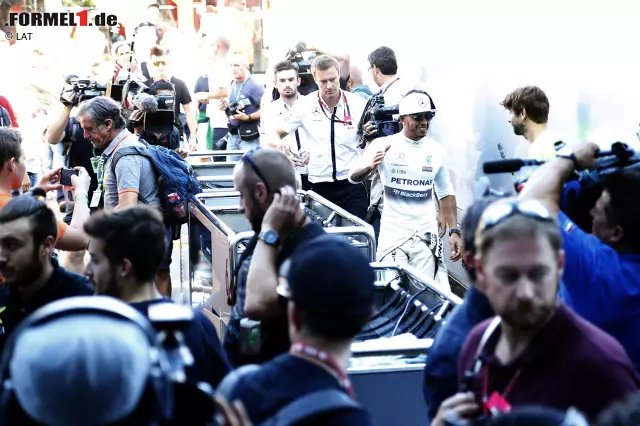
[0,1,639,425]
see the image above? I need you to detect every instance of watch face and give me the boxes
[262,230,279,245]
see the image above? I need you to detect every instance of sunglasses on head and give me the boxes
[480,200,553,232]
[242,147,271,193]
[410,111,436,122]
[153,60,167,67]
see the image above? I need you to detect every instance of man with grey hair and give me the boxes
[76,96,160,211]
[275,55,369,219]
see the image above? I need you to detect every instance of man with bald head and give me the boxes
[348,65,373,100]
[222,53,264,160]
[223,147,326,366]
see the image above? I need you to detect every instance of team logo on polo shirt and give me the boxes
[426,155,432,164]
[395,152,405,161]
[311,107,321,116]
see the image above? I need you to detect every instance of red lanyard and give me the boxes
[291,343,355,398]
[317,91,352,126]
[481,365,521,416]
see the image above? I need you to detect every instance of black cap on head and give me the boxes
[278,235,375,340]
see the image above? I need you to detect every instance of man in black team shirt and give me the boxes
[83,205,231,388]
[224,147,325,366]
[217,236,376,426]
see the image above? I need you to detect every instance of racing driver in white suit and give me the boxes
[350,90,461,293]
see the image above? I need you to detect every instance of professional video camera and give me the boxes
[131,88,175,135]
[60,75,107,107]
[284,42,318,96]
[357,94,401,148]
[482,142,640,231]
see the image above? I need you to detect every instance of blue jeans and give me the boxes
[227,134,260,161]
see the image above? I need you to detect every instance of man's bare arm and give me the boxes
[439,195,458,229]
[519,158,575,216]
[45,105,73,144]
[244,242,281,319]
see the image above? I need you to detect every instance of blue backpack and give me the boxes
[111,143,202,226]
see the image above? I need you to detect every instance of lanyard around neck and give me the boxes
[232,78,248,101]
[317,91,351,125]
[379,77,400,95]
[291,343,355,398]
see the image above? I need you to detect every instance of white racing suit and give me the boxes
[378,229,450,294]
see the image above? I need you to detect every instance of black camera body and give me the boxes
[225,98,252,117]
[285,49,318,96]
[358,94,401,148]
[61,75,107,107]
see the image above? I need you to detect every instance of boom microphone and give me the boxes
[483,159,545,174]
[132,92,158,113]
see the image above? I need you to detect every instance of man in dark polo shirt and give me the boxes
[431,199,639,425]
[224,148,325,366]
[218,236,375,425]
[424,196,498,422]
[83,205,231,389]
[0,196,94,353]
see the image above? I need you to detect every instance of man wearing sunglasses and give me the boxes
[224,148,326,366]
[520,141,640,372]
[432,199,638,425]
[350,90,461,294]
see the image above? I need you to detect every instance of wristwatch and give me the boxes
[449,228,461,237]
[259,229,280,247]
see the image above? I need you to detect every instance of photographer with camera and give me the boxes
[262,60,310,189]
[432,198,639,425]
[350,90,461,293]
[129,80,182,152]
[519,141,640,371]
[143,45,197,151]
[46,86,103,219]
[275,55,369,219]
[83,205,231,389]
[221,53,265,161]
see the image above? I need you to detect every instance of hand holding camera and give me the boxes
[292,150,310,167]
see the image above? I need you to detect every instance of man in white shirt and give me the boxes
[276,55,369,219]
[262,60,310,189]
[350,91,461,293]
[501,86,560,161]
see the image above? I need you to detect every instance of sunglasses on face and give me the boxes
[410,112,436,122]
[480,200,553,232]
[153,60,167,67]
[242,147,271,193]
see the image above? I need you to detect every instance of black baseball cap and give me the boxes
[278,235,375,338]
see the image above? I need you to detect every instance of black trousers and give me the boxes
[310,179,369,220]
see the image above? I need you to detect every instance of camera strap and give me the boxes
[231,78,248,102]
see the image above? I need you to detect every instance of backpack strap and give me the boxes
[260,389,362,426]
[109,145,150,176]
[215,364,262,400]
